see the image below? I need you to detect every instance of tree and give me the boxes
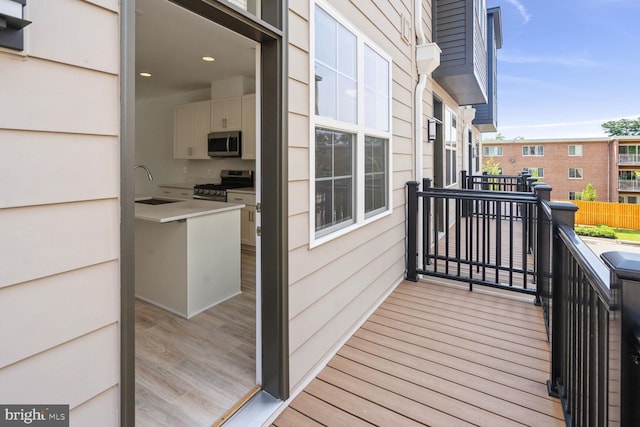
[495,133,505,140]
[482,157,502,175]
[601,117,640,136]
[581,183,597,201]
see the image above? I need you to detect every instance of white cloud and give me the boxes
[505,0,531,23]
[499,51,599,67]
[494,114,640,139]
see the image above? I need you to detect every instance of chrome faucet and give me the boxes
[134,165,154,181]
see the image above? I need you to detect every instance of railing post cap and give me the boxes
[601,251,640,281]
[534,184,553,192]
[406,181,419,187]
[526,177,539,183]
[548,201,579,212]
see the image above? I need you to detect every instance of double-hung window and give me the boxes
[312,3,392,242]
[568,145,583,156]
[483,146,503,156]
[445,108,458,186]
[523,167,544,178]
[569,168,583,179]
[522,145,544,156]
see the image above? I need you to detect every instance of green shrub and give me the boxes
[575,224,616,239]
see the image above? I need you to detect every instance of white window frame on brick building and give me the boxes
[569,168,583,179]
[568,145,583,156]
[523,167,544,178]
[522,145,544,156]
[483,146,503,156]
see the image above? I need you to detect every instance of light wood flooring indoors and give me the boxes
[273,277,564,427]
[135,251,256,427]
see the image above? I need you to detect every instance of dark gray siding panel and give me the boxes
[473,8,500,132]
[433,0,488,105]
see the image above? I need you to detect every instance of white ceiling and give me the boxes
[135,0,257,100]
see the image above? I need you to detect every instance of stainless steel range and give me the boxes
[193,170,254,202]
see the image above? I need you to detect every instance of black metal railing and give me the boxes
[407,178,538,295]
[406,179,640,426]
[462,170,534,192]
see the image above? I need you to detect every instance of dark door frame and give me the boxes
[120,1,289,425]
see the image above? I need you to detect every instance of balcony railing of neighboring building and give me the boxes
[406,174,640,426]
[619,153,640,165]
[618,178,640,191]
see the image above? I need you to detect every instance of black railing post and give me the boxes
[461,170,468,189]
[534,185,552,306]
[548,201,578,398]
[526,176,538,193]
[601,251,640,427]
[406,181,419,282]
[482,171,489,190]
[423,178,432,267]
[520,172,531,192]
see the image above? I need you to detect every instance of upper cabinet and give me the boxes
[174,100,211,159]
[174,95,256,160]
[241,94,257,160]
[432,0,489,106]
[211,97,242,131]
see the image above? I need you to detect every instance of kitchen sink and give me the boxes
[135,198,181,205]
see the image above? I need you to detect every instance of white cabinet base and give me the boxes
[135,210,242,319]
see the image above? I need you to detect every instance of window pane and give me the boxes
[337,74,357,123]
[315,128,354,233]
[315,128,333,178]
[365,136,387,215]
[315,7,336,68]
[364,45,389,131]
[315,63,337,119]
[337,25,356,78]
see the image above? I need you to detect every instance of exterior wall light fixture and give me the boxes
[0,0,32,51]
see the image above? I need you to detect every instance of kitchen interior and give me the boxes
[133,0,260,425]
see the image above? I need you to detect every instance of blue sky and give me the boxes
[486,0,640,139]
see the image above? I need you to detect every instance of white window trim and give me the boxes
[522,145,544,156]
[309,0,393,248]
[568,168,583,179]
[483,146,503,156]
[444,106,458,188]
[568,145,583,156]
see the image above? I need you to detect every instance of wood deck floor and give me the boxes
[272,278,564,427]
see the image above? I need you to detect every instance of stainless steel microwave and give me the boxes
[208,131,241,157]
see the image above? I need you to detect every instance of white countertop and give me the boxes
[135,197,244,223]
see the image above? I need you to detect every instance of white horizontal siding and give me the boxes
[69,386,119,427]
[0,54,119,135]
[0,199,119,288]
[1,0,121,423]
[0,130,119,208]
[26,0,119,74]
[0,324,119,408]
[0,262,119,368]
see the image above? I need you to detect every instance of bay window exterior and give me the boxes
[312,2,392,242]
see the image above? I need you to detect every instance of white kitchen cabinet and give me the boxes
[227,190,256,248]
[174,100,210,159]
[135,208,242,319]
[157,186,193,199]
[210,96,242,131]
[241,94,257,160]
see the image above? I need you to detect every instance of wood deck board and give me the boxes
[273,278,564,426]
[378,300,548,351]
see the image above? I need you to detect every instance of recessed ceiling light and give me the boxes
[139,72,152,77]
[202,56,215,62]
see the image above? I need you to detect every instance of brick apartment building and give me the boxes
[482,136,640,204]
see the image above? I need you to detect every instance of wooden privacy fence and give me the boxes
[570,200,640,229]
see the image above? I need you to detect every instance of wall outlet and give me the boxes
[183,166,188,174]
